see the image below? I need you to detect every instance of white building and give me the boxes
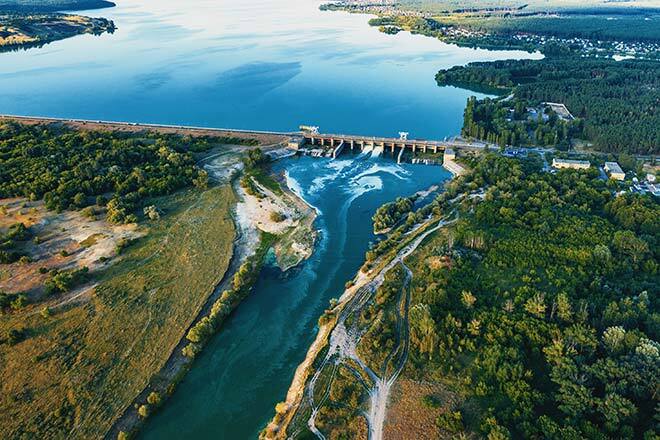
[552,158,590,170]
[604,162,625,181]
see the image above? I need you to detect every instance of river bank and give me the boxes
[107,149,319,439]
[261,207,459,439]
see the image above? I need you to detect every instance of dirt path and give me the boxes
[303,217,452,440]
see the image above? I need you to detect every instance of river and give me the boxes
[1,0,541,438]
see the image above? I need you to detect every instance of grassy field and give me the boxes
[0,185,236,439]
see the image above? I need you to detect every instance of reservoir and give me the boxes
[0,0,540,139]
[1,0,541,437]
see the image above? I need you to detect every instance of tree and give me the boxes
[147,391,162,406]
[143,205,160,221]
[137,404,149,418]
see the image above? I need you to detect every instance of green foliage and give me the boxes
[183,236,271,354]
[0,291,29,313]
[436,410,464,433]
[406,155,658,438]
[372,196,415,233]
[6,327,27,345]
[437,58,660,154]
[0,222,31,264]
[146,391,161,406]
[242,148,269,169]
[44,266,89,295]
[0,122,210,222]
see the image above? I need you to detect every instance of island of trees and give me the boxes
[0,13,115,52]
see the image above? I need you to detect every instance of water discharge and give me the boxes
[141,154,450,439]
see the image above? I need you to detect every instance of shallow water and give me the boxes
[1,0,540,138]
[142,154,450,439]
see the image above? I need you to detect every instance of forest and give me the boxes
[0,122,213,223]
[436,57,660,154]
[404,154,659,438]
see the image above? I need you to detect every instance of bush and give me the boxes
[269,211,286,222]
[422,394,442,408]
[147,391,162,406]
[137,404,149,418]
[182,342,201,358]
[45,267,89,295]
[436,411,463,433]
[7,328,26,345]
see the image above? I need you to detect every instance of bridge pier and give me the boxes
[350,139,354,150]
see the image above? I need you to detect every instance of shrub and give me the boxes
[270,211,286,222]
[182,342,201,358]
[147,391,162,406]
[436,410,464,433]
[137,404,149,418]
[143,205,160,221]
[422,394,442,408]
[45,267,89,295]
[7,328,26,345]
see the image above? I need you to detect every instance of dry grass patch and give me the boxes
[0,185,236,439]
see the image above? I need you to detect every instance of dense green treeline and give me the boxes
[0,122,213,223]
[432,14,660,43]
[437,58,660,154]
[405,155,659,438]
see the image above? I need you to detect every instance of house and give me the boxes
[604,162,625,181]
[552,158,590,170]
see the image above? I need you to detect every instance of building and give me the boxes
[287,136,305,150]
[552,158,590,170]
[542,102,575,121]
[604,162,626,181]
[647,174,656,183]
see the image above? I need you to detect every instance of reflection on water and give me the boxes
[0,0,540,137]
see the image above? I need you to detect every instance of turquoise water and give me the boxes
[142,153,451,439]
[0,0,540,139]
